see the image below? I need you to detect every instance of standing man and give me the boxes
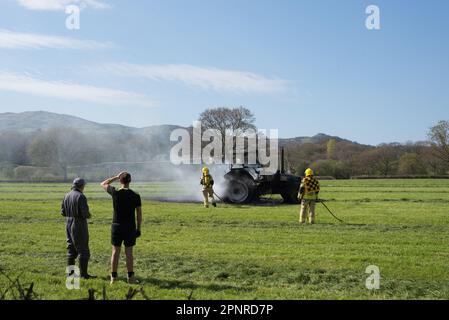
[61,178,96,279]
[200,167,216,208]
[101,172,142,284]
[298,168,320,224]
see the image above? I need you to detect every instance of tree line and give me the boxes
[285,121,449,178]
[0,109,448,180]
[199,108,449,178]
[0,127,168,181]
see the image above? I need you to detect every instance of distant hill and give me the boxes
[0,111,185,138]
[0,111,362,147]
[0,111,132,133]
[279,133,357,146]
[0,111,442,180]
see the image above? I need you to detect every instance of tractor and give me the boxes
[222,147,300,204]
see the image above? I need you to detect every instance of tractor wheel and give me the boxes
[225,177,256,204]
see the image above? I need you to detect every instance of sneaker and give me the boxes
[212,203,217,207]
[80,274,97,280]
[127,275,139,284]
[110,276,117,285]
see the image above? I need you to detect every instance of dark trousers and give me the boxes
[66,218,90,266]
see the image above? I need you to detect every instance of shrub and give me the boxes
[310,159,350,179]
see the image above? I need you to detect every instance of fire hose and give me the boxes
[299,196,344,223]
[213,191,225,203]
[315,199,344,223]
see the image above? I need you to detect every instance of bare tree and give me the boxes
[397,152,427,175]
[199,107,256,161]
[375,145,399,176]
[0,132,30,165]
[428,120,449,164]
[421,149,448,175]
[27,128,97,181]
[356,145,399,176]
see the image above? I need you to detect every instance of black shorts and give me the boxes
[111,223,136,247]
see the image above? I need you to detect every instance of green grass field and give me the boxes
[0,179,448,300]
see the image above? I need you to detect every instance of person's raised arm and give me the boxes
[100,172,126,191]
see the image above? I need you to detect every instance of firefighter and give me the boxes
[200,167,216,208]
[61,178,96,279]
[298,168,320,224]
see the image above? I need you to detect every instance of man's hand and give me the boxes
[117,171,126,179]
[135,229,141,238]
[100,171,128,191]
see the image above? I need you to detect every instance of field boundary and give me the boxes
[2,175,449,183]
[351,175,449,179]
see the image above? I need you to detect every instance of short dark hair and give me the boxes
[120,172,131,184]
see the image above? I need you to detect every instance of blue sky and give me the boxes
[0,0,448,145]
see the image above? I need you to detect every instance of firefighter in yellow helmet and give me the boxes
[200,167,216,208]
[298,168,320,224]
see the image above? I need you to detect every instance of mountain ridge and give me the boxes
[0,111,363,145]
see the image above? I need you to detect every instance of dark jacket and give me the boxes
[61,188,91,252]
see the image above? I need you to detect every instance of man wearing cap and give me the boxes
[298,168,320,224]
[61,178,96,279]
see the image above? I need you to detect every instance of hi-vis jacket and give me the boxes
[299,176,320,200]
[200,174,214,190]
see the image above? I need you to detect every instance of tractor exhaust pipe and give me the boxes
[280,147,285,174]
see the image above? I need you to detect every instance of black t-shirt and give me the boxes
[107,186,141,228]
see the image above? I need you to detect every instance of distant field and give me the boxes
[0,179,448,299]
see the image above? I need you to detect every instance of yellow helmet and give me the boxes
[305,168,314,176]
[202,167,209,174]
